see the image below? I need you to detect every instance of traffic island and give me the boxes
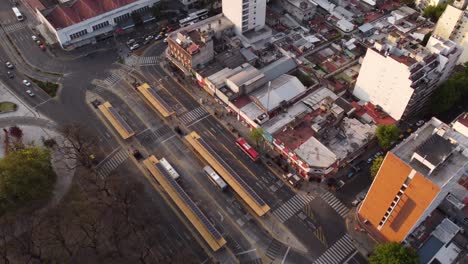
[29,77,60,97]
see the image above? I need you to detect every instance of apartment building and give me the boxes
[222,0,266,34]
[358,116,468,242]
[433,4,468,63]
[166,14,234,74]
[353,35,461,120]
[415,0,449,9]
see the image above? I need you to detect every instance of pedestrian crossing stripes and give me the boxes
[240,258,262,264]
[138,56,158,66]
[152,125,172,139]
[313,234,355,264]
[272,194,315,223]
[3,23,25,33]
[102,72,121,87]
[97,148,128,178]
[179,107,209,126]
[265,239,284,260]
[320,192,349,217]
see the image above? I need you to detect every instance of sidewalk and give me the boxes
[345,207,379,257]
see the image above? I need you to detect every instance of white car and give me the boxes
[26,90,35,97]
[5,61,13,69]
[22,80,31,86]
[416,120,425,127]
[32,35,38,41]
[129,43,140,51]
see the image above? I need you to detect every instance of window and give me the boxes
[92,21,110,31]
[69,29,88,40]
[114,13,131,23]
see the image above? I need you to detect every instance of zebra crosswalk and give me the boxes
[97,148,128,178]
[125,54,138,66]
[102,72,121,87]
[313,234,355,264]
[272,194,315,223]
[320,192,349,217]
[265,239,285,260]
[3,23,25,33]
[138,56,158,66]
[179,107,209,126]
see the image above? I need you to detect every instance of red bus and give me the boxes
[236,137,259,161]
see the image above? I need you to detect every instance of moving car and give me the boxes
[22,80,31,86]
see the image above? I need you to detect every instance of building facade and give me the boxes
[353,35,461,120]
[222,0,266,34]
[433,4,468,64]
[279,0,317,23]
[166,14,234,74]
[37,0,159,49]
[358,117,468,242]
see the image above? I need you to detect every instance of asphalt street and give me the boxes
[0,2,373,262]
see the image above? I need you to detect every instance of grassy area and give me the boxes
[29,77,59,97]
[0,102,17,113]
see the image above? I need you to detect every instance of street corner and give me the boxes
[345,207,377,257]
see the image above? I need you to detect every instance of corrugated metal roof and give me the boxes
[252,74,306,111]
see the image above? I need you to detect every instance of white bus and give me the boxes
[179,9,209,27]
[159,158,180,181]
[12,7,24,21]
[203,166,227,191]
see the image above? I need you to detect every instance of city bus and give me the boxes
[235,137,259,161]
[12,7,24,21]
[179,9,209,27]
[203,165,227,191]
[159,158,180,181]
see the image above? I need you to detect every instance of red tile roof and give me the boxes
[45,0,137,29]
[352,101,396,125]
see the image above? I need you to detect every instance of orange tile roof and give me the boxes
[358,152,440,242]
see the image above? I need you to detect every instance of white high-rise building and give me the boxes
[353,35,462,120]
[433,4,468,64]
[222,0,266,34]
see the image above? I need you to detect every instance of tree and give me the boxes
[9,126,23,141]
[431,62,468,114]
[423,3,448,22]
[249,127,264,148]
[370,156,384,179]
[131,11,143,27]
[370,242,418,264]
[58,124,99,169]
[376,124,400,150]
[0,145,56,213]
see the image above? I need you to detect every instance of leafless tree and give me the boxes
[57,124,99,169]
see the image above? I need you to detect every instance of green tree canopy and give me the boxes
[423,3,448,22]
[370,156,384,179]
[249,127,264,147]
[376,124,400,150]
[0,145,56,214]
[370,242,418,264]
[431,62,468,114]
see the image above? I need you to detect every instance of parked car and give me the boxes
[36,40,42,46]
[26,90,35,97]
[22,79,31,86]
[144,35,154,41]
[126,39,136,46]
[7,71,13,79]
[39,44,46,51]
[416,120,425,127]
[347,172,355,179]
[129,43,140,51]
[5,61,13,69]
[32,35,38,41]
[367,157,373,164]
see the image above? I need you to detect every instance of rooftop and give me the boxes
[294,136,337,169]
[251,74,306,112]
[392,117,468,187]
[414,134,456,167]
[43,0,137,29]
